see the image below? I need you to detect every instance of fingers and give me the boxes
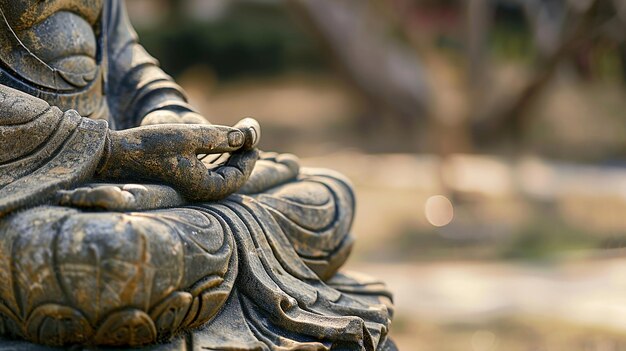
[150,123,246,154]
[234,117,261,150]
[56,185,135,209]
[192,117,260,153]
[191,124,246,154]
[133,117,258,156]
[181,149,260,202]
[126,124,245,155]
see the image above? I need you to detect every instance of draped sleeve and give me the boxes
[105,0,196,129]
[0,85,108,217]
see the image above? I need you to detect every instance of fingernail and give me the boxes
[228,130,244,147]
[248,127,258,146]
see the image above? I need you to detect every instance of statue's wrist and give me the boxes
[95,129,116,178]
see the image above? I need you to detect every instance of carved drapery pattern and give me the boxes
[0,171,394,350]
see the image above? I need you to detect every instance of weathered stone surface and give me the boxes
[0,0,395,349]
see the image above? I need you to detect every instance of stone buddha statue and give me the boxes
[0,1,395,350]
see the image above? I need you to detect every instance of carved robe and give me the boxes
[0,1,394,350]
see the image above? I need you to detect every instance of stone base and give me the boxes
[0,335,398,351]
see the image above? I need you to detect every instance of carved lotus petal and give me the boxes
[149,291,193,338]
[95,309,157,347]
[25,304,93,346]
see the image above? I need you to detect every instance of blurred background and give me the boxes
[127,1,626,349]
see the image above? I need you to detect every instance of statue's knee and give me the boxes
[251,168,356,280]
[0,206,235,346]
[300,167,356,212]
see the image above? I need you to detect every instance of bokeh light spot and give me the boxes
[425,195,454,227]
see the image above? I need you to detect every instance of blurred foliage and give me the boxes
[136,2,325,81]
[490,7,536,63]
[501,213,599,260]
[372,202,618,262]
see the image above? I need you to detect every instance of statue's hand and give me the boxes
[97,118,261,202]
